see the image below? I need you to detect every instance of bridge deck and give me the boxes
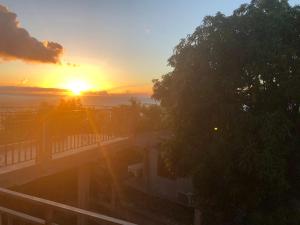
[0,135,128,175]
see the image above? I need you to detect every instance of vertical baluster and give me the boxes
[7,215,13,225]
[50,138,53,155]
[19,142,22,162]
[58,140,60,153]
[0,146,2,168]
[29,141,32,161]
[24,142,28,161]
[4,145,7,167]
[55,140,58,153]
[12,144,15,165]
[69,136,71,150]
[5,145,8,166]
[8,144,11,165]
[44,207,53,225]
[67,137,69,151]
[68,136,70,150]
[64,137,66,151]
[56,139,59,153]
[30,141,33,160]
[61,138,64,152]
[62,138,64,152]
[78,134,80,147]
[70,136,73,149]
[30,141,33,161]
[0,146,3,167]
[53,140,55,154]
[22,142,26,162]
[65,137,67,151]
[60,139,62,152]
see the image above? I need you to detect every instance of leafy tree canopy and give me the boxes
[153,0,300,224]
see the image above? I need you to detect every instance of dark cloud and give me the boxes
[0,5,63,63]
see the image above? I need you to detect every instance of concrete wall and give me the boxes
[145,147,193,203]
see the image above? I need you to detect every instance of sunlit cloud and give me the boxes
[0,4,63,64]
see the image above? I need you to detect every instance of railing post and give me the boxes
[77,164,91,225]
[7,215,13,225]
[45,207,53,225]
[37,119,51,164]
[110,186,117,209]
[194,208,202,225]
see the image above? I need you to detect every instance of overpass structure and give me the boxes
[0,106,138,225]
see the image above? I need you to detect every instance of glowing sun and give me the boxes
[66,80,90,95]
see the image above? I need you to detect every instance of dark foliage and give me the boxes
[153,0,300,224]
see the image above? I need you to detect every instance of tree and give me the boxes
[152,0,300,224]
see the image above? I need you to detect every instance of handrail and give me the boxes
[0,206,52,225]
[0,187,137,225]
[0,139,37,147]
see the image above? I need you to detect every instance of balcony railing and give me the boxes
[0,106,124,171]
[0,187,136,225]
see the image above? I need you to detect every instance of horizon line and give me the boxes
[0,85,152,97]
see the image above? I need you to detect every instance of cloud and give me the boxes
[0,5,63,63]
[66,62,80,67]
[144,27,151,34]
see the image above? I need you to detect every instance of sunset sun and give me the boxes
[66,80,90,95]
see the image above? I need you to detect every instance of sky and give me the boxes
[0,0,298,94]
